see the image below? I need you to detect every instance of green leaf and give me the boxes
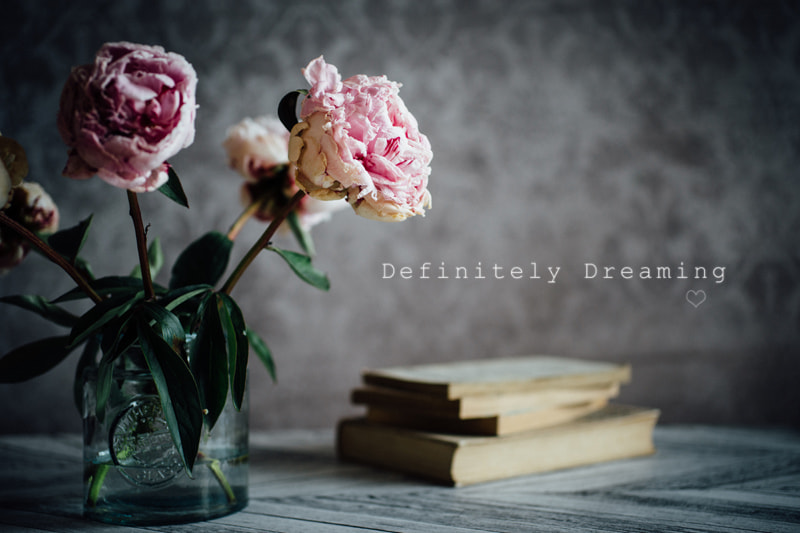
[247,328,275,382]
[47,215,93,263]
[94,317,137,421]
[267,246,330,291]
[161,285,213,312]
[0,295,79,328]
[140,302,185,353]
[95,349,115,423]
[190,293,229,429]
[169,232,233,290]
[130,238,164,280]
[73,335,100,413]
[68,291,143,349]
[98,315,137,360]
[278,89,308,132]
[54,276,162,303]
[158,166,189,208]
[138,321,203,474]
[217,293,248,410]
[0,336,74,383]
[287,210,316,257]
[73,256,95,281]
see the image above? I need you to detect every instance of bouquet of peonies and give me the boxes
[0,43,432,475]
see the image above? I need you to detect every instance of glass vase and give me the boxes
[81,349,248,525]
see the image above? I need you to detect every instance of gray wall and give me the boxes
[1,0,798,433]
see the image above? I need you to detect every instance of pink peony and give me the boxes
[288,56,432,221]
[57,42,197,192]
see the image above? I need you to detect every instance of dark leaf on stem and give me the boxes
[47,215,93,264]
[169,232,233,290]
[141,302,186,354]
[98,315,137,360]
[73,335,100,413]
[68,291,143,349]
[54,276,164,303]
[161,285,213,314]
[247,328,275,382]
[268,246,330,291]
[158,166,189,208]
[0,295,79,328]
[0,336,74,383]
[287,210,316,257]
[190,293,229,429]
[95,317,137,421]
[138,321,203,474]
[217,293,248,410]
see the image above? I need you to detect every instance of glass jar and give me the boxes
[81,350,248,525]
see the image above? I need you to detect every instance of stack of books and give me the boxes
[336,356,659,486]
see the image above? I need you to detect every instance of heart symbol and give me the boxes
[686,290,706,308]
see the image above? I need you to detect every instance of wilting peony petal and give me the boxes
[223,116,291,182]
[0,136,29,188]
[0,181,59,275]
[289,56,432,222]
[0,161,10,209]
[57,42,197,192]
[225,114,347,231]
[6,182,60,235]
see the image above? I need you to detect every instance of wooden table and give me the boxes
[1,426,798,532]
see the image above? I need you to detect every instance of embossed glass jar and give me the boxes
[81,348,248,525]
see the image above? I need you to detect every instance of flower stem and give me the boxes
[226,199,263,242]
[86,463,110,507]
[0,212,103,304]
[220,189,306,295]
[207,458,237,504]
[126,191,155,301]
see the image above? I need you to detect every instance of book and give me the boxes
[365,398,609,436]
[361,356,631,399]
[337,404,659,486]
[351,381,620,419]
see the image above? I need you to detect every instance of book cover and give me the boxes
[361,356,632,399]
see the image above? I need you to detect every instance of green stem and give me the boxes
[226,199,263,242]
[0,212,103,304]
[207,458,236,504]
[86,463,110,507]
[126,191,155,301]
[220,189,305,295]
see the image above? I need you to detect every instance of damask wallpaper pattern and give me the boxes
[1,0,798,432]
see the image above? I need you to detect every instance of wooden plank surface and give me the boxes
[0,427,798,532]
